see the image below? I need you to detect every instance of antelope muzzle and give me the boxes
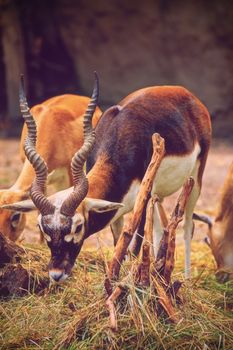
[47,240,83,282]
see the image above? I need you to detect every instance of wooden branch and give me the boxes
[107,133,165,282]
[131,134,165,233]
[152,277,178,323]
[106,262,139,330]
[105,175,193,328]
[106,286,124,331]
[138,243,150,287]
[154,177,194,284]
[163,177,194,283]
[137,196,157,287]
[105,141,195,329]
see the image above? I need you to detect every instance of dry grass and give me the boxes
[0,241,233,350]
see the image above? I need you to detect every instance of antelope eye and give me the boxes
[10,212,21,228]
[75,223,83,234]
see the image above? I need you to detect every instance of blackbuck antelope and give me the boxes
[206,162,233,282]
[0,90,102,241]
[3,73,211,282]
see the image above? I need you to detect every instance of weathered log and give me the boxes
[0,264,30,297]
[106,285,124,331]
[0,232,49,297]
[107,133,165,282]
[137,197,157,287]
[138,243,150,287]
[0,262,49,297]
[0,232,25,268]
[152,276,178,323]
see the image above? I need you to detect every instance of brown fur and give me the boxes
[87,154,115,199]
[88,86,211,204]
[0,94,102,241]
[208,162,233,277]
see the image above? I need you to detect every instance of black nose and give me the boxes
[49,270,63,282]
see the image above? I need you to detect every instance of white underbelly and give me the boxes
[152,144,201,198]
[112,144,201,223]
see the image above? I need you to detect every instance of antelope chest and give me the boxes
[153,144,201,198]
[112,144,200,222]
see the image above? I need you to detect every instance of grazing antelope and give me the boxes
[0,92,102,241]
[206,162,233,282]
[3,73,211,282]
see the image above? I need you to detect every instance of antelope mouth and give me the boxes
[215,268,233,283]
[49,268,69,283]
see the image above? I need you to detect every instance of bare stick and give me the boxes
[108,133,165,282]
[106,286,124,331]
[163,177,194,283]
[106,261,139,330]
[152,276,178,323]
[138,243,150,287]
[155,177,194,284]
[138,196,157,286]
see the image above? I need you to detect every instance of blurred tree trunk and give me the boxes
[1,0,26,122]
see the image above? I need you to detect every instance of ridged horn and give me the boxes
[19,75,55,216]
[60,72,99,216]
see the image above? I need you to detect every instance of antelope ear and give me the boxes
[1,199,36,212]
[84,198,124,213]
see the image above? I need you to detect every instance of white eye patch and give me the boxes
[64,234,73,243]
[42,232,52,242]
[64,214,84,244]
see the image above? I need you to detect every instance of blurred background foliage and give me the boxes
[0,0,232,138]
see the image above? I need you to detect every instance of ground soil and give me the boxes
[0,138,232,249]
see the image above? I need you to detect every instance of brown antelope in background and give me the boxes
[3,73,211,282]
[0,90,102,241]
[205,161,233,281]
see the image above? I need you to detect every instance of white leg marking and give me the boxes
[153,202,164,258]
[110,216,124,246]
[183,161,201,278]
[184,217,193,279]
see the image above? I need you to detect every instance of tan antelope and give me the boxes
[3,73,211,282]
[205,161,233,282]
[0,89,102,241]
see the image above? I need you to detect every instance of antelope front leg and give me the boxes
[152,201,165,258]
[151,198,168,258]
[183,164,201,279]
[110,216,124,246]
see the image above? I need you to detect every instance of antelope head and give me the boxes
[4,73,123,282]
[208,214,233,282]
